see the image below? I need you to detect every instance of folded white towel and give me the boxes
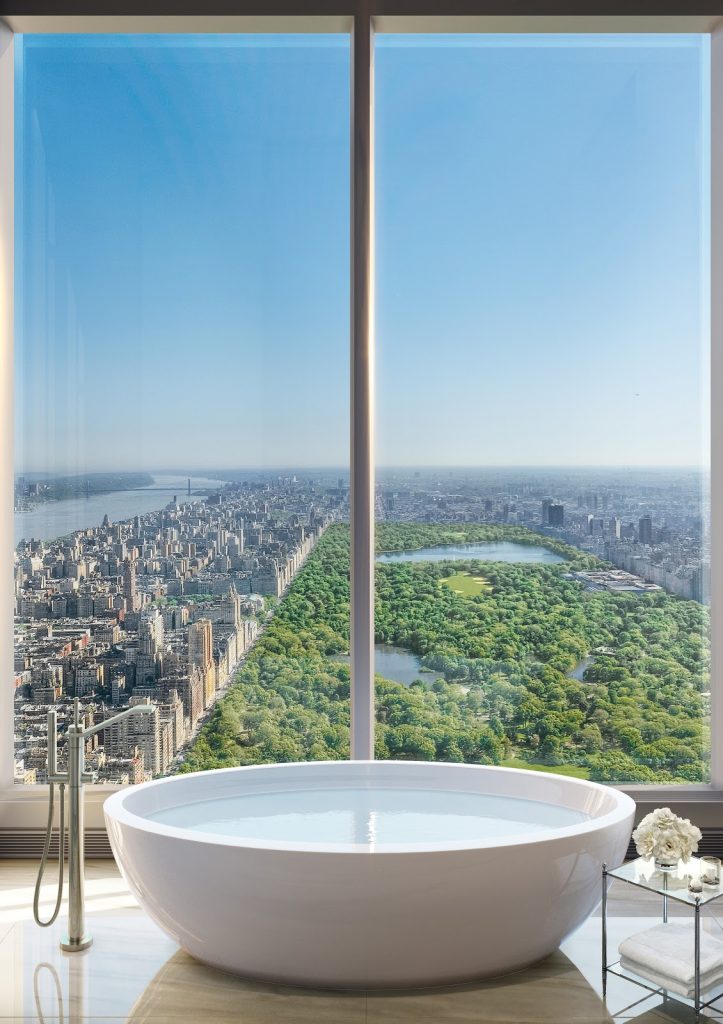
[620,956,723,1000]
[619,922,723,986]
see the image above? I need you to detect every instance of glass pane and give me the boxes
[375,35,710,783]
[14,34,350,784]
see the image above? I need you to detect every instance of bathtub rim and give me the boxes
[103,760,636,856]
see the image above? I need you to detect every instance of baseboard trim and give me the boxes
[0,828,113,858]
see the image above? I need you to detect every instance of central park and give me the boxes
[180,522,710,784]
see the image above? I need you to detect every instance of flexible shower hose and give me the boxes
[33,782,66,927]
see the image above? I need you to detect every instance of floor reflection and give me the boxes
[34,961,69,1023]
[5,904,716,1022]
[362,951,615,1024]
[23,933,618,1024]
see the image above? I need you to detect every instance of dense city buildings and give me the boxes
[13,476,338,784]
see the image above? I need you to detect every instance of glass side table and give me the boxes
[603,858,723,1022]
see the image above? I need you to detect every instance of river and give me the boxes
[376,541,564,565]
[14,474,226,544]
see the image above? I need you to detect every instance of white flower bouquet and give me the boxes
[632,807,702,867]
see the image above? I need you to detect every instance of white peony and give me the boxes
[632,807,702,863]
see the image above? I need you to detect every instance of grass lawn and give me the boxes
[500,756,590,780]
[440,571,491,597]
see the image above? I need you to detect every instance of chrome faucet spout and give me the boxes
[82,702,153,740]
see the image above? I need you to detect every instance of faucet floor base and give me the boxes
[60,934,92,953]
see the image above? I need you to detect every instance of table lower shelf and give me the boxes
[605,959,723,1014]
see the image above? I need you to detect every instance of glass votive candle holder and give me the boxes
[689,875,704,895]
[701,857,721,885]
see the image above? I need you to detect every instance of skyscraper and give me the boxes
[220,583,241,627]
[189,618,212,666]
[548,503,564,527]
[638,515,653,546]
[188,618,215,708]
[127,697,161,778]
[122,557,138,612]
[139,609,164,657]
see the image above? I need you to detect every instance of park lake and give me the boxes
[331,644,444,687]
[376,540,565,565]
[332,644,593,689]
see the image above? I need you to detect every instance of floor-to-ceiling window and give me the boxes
[374,34,711,783]
[13,33,351,784]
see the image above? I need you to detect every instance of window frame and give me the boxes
[0,10,721,835]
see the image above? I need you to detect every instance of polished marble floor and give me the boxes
[1,859,722,1023]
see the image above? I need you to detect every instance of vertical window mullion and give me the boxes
[350,13,375,760]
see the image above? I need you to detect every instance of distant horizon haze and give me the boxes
[14,462,709,478]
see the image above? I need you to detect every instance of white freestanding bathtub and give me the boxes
[104,760,634,989]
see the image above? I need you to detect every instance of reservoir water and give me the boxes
[148,787,590,846]
[377,541,564,565]
[332,643,443,687]
[14,474,225,544]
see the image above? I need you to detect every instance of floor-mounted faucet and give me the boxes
[33,697,154,951]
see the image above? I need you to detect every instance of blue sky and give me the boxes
[15,33,709,472]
